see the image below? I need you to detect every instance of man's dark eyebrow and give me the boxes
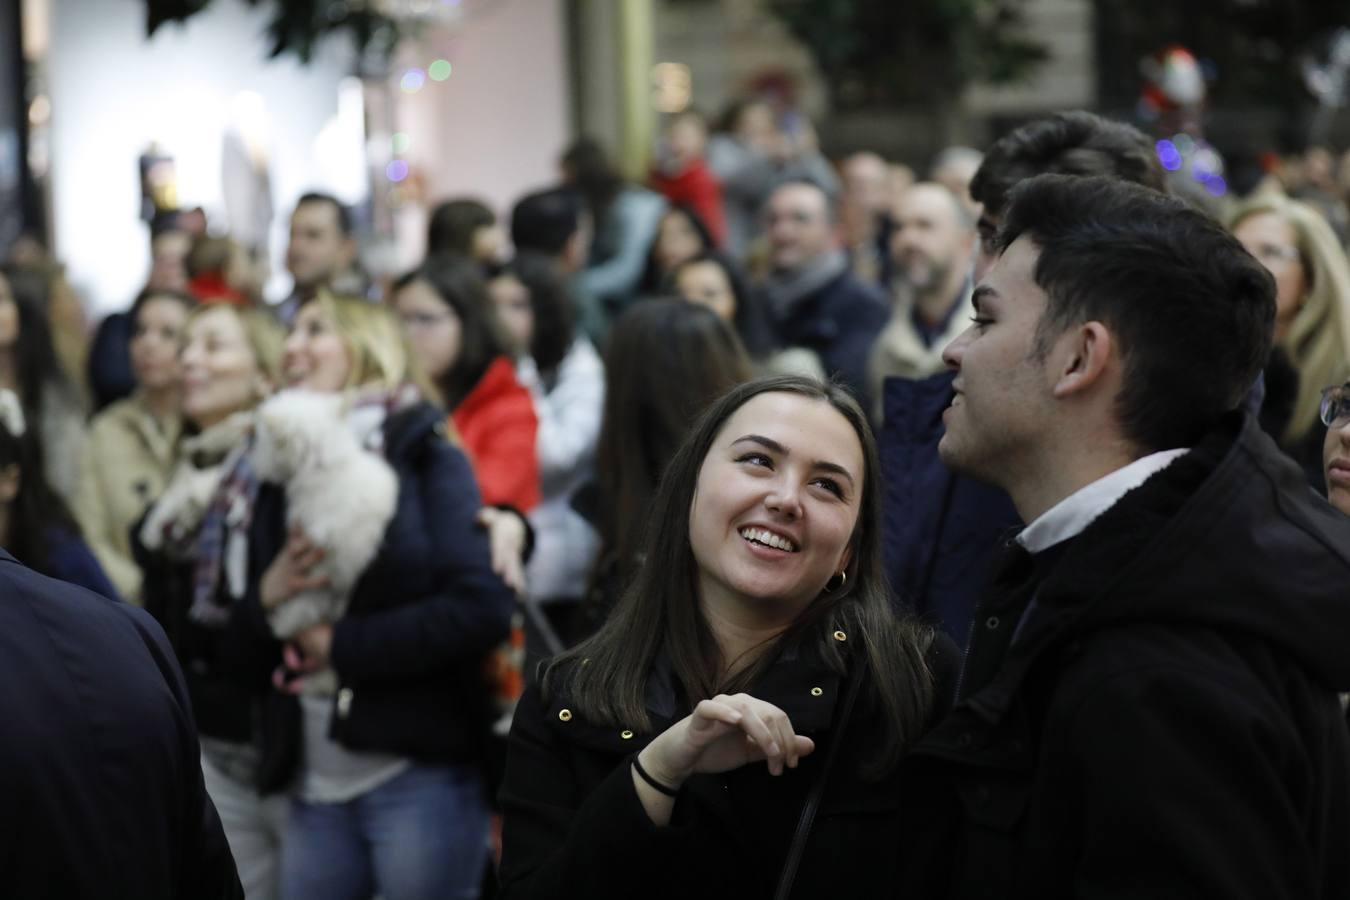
[730,434,857,488]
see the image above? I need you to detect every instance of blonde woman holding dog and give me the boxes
[258,291,515,900]
[135,302,290,900]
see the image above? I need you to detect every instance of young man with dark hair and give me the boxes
[880,110,1168,644]
[968,110,1166,280]
[509,188,590,273]
[900,174,1350,898]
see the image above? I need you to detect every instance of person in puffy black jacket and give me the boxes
[499,376,958,900]
[897,174,1350,898]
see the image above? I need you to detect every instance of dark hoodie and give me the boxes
[897,412,1350,899]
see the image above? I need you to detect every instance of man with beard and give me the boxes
[867,182,976,412]
[756,177,889,409]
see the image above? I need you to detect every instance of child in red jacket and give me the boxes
[649,109,727,248]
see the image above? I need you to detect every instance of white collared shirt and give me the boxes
[1017,448,1192,554]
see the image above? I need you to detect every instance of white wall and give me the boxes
[390,0,571,269]
[48,0,361,314]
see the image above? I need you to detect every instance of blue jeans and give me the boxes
[280,764,490,900]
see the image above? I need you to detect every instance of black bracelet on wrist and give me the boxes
[632,755,680,798]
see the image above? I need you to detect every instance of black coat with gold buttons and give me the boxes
[497,632,959,900]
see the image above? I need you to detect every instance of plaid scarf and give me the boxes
[188,436,262,627]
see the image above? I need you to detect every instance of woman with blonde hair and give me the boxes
[1231,194,1350,483]
[135,301,290,899]
[260,290,515,900]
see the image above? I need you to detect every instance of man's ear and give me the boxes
[1051,321,1114,399]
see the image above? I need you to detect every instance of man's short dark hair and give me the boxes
[768,176,839,222]
[427,198,494,257]
[295,192,353,236]
[971,111,1166,220]
[510,188,582,256]
[998,174,1275,452]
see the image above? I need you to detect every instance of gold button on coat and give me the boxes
[810,687,824,697]
[620,730,634,740]
[833,630,847,642]
[558,709,573,722]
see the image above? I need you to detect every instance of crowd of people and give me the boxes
[5,95,1350,899]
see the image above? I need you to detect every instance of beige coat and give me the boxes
[71,394,183,604]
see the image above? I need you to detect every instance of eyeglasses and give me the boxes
[1319,384,1350,427]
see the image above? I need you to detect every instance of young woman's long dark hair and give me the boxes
[640,205,717,294]
[395,254,510,410]
[503,252,575,379]
[590,300,752,598]
[0,264,76,416]
[0,398,81,575]
[550,375,937,777]
[668,250,776,358]
[561,139,623,240]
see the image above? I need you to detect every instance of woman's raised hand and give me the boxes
[641,693,815,787]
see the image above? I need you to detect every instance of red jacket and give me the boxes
[450,356,540,511]
[649,159,727,247]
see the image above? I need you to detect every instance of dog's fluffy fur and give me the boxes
[252,389,398,640]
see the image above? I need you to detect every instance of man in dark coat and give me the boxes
[0,549,242,898]
[899,174,1350,897]
[757,178,888,409]
[880,111,1169,643]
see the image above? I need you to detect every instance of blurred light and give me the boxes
[428,59,452,81]
[400,69,426,93]
[1172,133,1195,156]
[392,132,411,154]
[1156,139,1183,172]
[1193,148,1220,177]
[28,95,50,126]
[1204,175,1227,197]
[386,160,409,182]
[652,62,692,113]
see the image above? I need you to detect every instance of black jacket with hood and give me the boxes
[898,412,1350,899]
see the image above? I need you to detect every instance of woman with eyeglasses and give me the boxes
[1321,383,1350,515]
[1230,196,1350,488]
[393,256,540,515]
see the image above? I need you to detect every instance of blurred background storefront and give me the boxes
[4,0,1350,313]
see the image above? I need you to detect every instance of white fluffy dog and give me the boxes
[252,389,398,643]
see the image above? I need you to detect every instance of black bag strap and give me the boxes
[772,658,868,900]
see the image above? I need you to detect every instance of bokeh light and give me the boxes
[400,69,426,93]
[428,59,452,82]
[392,132,411,154]
[1156,139,1183,172]
[386,160,409,182]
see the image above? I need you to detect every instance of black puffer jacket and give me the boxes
[899,412,1350,898]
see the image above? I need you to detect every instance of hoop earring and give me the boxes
[824,571,847,593]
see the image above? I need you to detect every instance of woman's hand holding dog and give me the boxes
[261,525,329,610]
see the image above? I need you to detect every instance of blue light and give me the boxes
[1156,140,1183,172]
[386,160,409,182]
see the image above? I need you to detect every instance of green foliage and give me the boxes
[145,0,401,64]
[765,0,1049,108]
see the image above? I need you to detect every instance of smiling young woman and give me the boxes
[497,375,959,900]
